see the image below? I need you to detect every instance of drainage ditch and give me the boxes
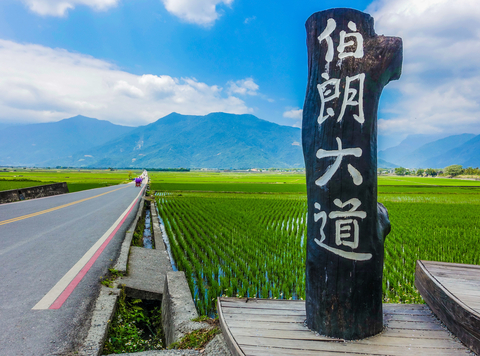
[104,196,165,354]
[132,200,154,249]
[102,289,163,354]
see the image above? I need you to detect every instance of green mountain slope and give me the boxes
[52,112,304,169]
[0,116,134,166]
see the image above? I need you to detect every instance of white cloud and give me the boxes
[20,0,119,16]
[161,0,233,26]
[283,108,302,120]
[0,39,251,126]
[244,16,255,24]
[367,0,480,136]
[227,78,259,96]
[283,108,302,128]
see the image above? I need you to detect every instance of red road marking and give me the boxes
[49,186,144,309]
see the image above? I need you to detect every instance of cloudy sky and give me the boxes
[0,0,479,149]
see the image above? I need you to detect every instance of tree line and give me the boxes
[388,165,480,177]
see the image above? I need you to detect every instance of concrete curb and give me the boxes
[113,196,145,274]
[150,201,165,252]
[78,286,121,356]
[162,271,207,347]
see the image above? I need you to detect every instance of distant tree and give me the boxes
[464,167,480,176]
[394,167,407,176]
[416,168,425,176]
[425,168,437,177]
[444,164,463,177]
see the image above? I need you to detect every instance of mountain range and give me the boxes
[0,116,133,166]
[48,112,304,169]
[378,133,480,168]
[1,113,478,169]
[0,113,303,169]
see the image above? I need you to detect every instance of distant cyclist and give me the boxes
[135,177,142,187]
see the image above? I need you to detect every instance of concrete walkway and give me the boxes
[121,246,172,300]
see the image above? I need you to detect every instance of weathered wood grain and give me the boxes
[218,297,471,355]
[303,8,402,339]
[415,260,480,355]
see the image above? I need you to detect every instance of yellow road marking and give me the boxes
[0,186,127,226]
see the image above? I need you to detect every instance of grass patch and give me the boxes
[0,180,51,191]
[0,168,141,193]
[168,327,221,350]
[132,202,147,247]
[103,290,163,354]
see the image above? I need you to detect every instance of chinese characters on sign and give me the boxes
[303,8,402,339]
[314,18,369,261]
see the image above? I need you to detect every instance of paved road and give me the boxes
[0,182,145,355]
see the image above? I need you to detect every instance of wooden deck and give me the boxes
[218,297,471,355]
[415,260,480,355]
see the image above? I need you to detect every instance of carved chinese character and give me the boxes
[337,21,364,59]
[315,137,363,186]
[314,199,371,261]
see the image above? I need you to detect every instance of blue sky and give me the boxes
[0,0,479,150]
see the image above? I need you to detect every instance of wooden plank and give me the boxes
[226,320,311,331]
[235,335,469,356]
[221,306,305,316]
[220,297,304,306]
[220,300,305,311]
[426,266,480,280]
[357,335,465,349]
[436,277,480,288]
[384,313,437,322]
[383,304,432,316]
[422,260,480,270]
[241,344,468,356]
[241,345,372,356]
[230,327,462,349]
[382,328,457,340]
[218,298,245,356]
[415,260,480,355]
[386,320,445,331]
[229,327,343,342]
[223,313,305,323]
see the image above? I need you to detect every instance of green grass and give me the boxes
[0,168,141,193]
[378,175,480,186]
[103,291,163,354]
[0,180,48,191]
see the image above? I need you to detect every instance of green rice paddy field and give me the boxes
[150,172,480,315]
[0,169,141,192]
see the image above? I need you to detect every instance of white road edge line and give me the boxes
[32,186,144,310]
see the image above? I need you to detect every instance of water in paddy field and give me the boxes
[156,205,177,271]
[143,207,153,249]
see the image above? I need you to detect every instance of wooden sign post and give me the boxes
[302,8,402,339]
